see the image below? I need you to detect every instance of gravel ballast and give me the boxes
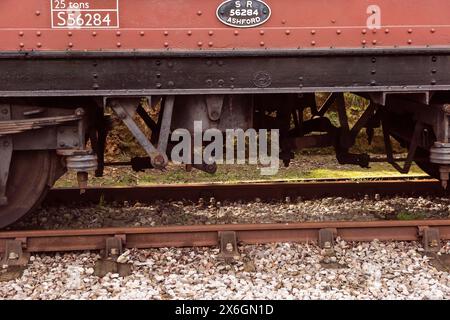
[1,240,449,300]
[11,195,450,230]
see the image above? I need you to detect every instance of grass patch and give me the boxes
[396,211,426,221]
[54,155,427,188]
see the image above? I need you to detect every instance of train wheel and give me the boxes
[0,150,60,228]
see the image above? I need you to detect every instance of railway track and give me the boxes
[0,220,449,254]
[0,177,448,266]
[46,177,443,204]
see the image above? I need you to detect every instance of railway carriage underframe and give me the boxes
[2,49,450,226]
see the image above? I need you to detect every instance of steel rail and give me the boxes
[1,220,449,254]
[45,178,443,204]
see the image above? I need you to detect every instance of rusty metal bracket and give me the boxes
[419,226,441,253]
[94,234,131,277]
[319,228,337,249]
[104,234,126,259]
[1,239,29,267]
[218,231,240,261]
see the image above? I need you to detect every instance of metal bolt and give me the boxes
[18,31,24,37]
[153,155,165,166]
[8,252,19,260]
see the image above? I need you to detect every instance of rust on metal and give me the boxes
[0,239,29,267]
[218,231,240,261]
[2,1,450,50]
[419,226,441,253]
[0,220,449,254]
[45,179,443,205]
[319,228,337,249]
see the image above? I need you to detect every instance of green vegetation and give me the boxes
[396,211,426,221]
[55,155,427,188]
